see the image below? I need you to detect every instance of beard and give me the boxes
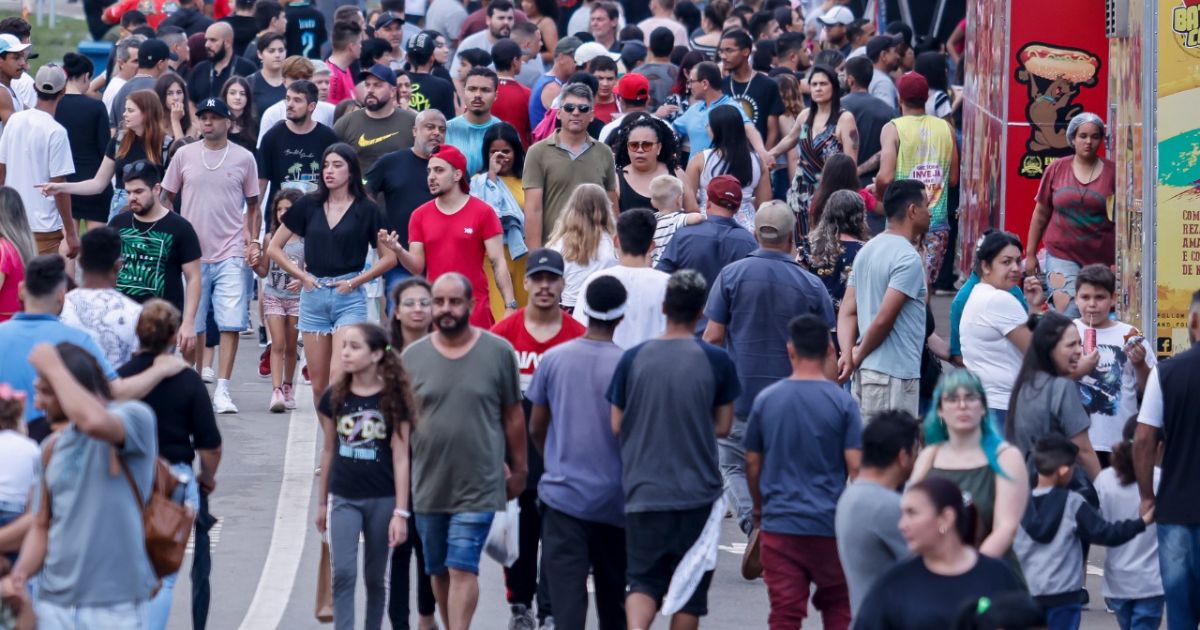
[211,44,227,63]
[129,199,153,215]
[364,97,387,112]
[434,310,470,334]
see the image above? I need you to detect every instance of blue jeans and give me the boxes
[414,511,494,576]
[1106,596,1165,630]
[1159,523,1200,630]
[36,598,149,628]
[1044,602,1081,630]
[717,416,752,535]
[989,408,1008,438]
[382,265,413,316]
[298,273,368,334]
[0,502,22,564]
[196,257,250,334]
[1044,253,1082,319]
[146,462,200,630]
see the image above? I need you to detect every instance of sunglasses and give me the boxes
[122,160,155,178]
[627,140,657,153]
[561,103,591,114]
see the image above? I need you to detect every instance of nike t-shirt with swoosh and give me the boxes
[332,108,417,173]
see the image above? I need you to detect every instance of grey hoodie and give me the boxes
[1013,486,1145,606]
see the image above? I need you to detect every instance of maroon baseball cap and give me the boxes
[706,174,742,211]
[431,145,470,193]
[897,71,929,104]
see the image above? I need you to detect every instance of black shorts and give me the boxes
[624,504,714,617]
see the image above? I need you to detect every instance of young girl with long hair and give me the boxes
[547,183,617,311]
[154,72,194,140]
[221,76,258,152]
[807,153,875,230]
[804,188,869,314]
[253,189,305,413]
[684,104,770,230]
[0,188,35,322]
[315,323,416,630]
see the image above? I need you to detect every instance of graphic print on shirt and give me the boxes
[337,407,388,461]
[282,148,321,193]
[116,227,172,299]
[1079,343,1127,416]
[410,83,431,111]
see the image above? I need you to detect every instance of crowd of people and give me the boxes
[0,0,1196,629]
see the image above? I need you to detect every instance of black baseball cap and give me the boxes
[195,97,232,118]
[525,249,565,277]
[376,11,403,29]
[138,39,178,67]
[406,30,437,56]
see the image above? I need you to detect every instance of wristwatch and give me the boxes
[505,300,518,309]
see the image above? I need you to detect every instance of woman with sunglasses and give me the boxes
[608,113,680,214]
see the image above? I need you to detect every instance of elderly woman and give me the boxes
[1025,112,1114,317]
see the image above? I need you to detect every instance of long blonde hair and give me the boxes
[0,187,36,267]
[547,184,614,264]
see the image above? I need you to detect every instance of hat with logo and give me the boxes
[615,73,650,102]
[376,11,404,29]
[754,201,795,244]
[0,34,31,55]
[525,248,565,277]
[407,30,438,57]
[195,97,232,118]
[430,144,470,193]
[896,71,929,103]
[33,64,66,95]
[138,38,178,67]
[866,34,902,61]
[583,275,628,322]
[817,5,855,26]
[357,63,396,86]
[705,174,743,211]
[574,41,618,66]
[554,36,583,57]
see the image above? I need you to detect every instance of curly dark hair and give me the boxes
[608,112,678,171]
[329,322,418,431]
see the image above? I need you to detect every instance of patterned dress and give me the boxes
[787,120,844,239]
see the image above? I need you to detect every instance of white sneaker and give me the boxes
[213,388,239,414]
[201,367,215,383]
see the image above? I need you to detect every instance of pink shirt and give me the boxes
[326,59,355,106]
[0,238,22,321]
[162,141,259,263]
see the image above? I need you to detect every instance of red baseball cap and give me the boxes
[431,145,470,193]
[896,71,929,104]
[615,73,650,103]
[706,174,742,211]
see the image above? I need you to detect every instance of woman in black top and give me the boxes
[57,53,114,228]
[267,142,396,410]
[117,299,222,628]
[221,76,259,153]
[609,112,678,213]
[853,477,1026,630]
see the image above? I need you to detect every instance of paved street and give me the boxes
[155,295,1122,629]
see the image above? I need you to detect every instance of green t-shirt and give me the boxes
[403,331,521,513]
[333,108,416,174]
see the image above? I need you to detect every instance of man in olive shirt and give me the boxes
[332,64,415,172]
[521,82,618,248]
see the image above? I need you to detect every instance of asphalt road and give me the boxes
[159,295,1122,629]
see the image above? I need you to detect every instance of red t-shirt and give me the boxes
[593,98,620,125]
[490,308,586,392]
[494,78,532,147]
[1034,156,1115,266]
[326,58,355,105]
[409,196,503,327]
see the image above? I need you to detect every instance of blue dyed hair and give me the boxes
[923,368,1009,478]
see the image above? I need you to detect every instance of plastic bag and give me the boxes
[484,499,521,567]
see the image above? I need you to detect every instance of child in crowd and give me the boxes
[253,189,305,413]
[649,174,702,265]
[1095,417,1165,630]
[0,383,36,560]
[1073,264,1155,466]
[1014,435,1153,630]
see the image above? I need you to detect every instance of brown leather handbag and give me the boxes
[119,456,197,578]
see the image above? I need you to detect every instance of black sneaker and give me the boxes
[258,325,268,347]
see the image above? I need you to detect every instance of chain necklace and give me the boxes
[201,142,231,171]
[132,211,164,235]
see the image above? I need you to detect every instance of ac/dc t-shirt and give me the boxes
[408,196,503,328]
[1035,156,1116,266]
[490,309,586,393]
[318,389,395,499]
[108,210,202,312]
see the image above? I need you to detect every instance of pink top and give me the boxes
[326,59,355,105]
[0,238,24,321]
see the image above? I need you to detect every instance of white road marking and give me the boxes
[185,520,222,554]
[719,543,747,555]
[237,385,318,630]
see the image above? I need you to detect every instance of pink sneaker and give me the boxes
[281,383,296,410]
[269,387,286,413]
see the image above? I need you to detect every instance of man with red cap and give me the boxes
[380,144,518,328]
[598,72,652,143]
[875,71,958,283]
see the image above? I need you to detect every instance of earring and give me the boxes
[938,526,947,535]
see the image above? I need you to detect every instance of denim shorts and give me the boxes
[298,272,368,334]
[35,599,148,628]
[196,256,250,334]
[414,511,495,576]
[1044,252,1082,318]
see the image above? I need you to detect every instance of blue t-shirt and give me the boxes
[608,337,740,512]
[445,115,503,177]
[847,233,927,379]
[526,338,625,527]
[670,98,751,162]
[949,272,1028,358]
[0,313,117,424]
[704,249,836,417]
[743,379,862,537]
[656,216,757,332]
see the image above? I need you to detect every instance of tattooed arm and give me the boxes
[838,111,859,163]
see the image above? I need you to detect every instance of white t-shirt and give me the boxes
[551,232,617,308]
[1073,319,1156,453]
[102,75,128,114]
[0,108,74,232]
[960,282,1027,408]
[573,264,668,349]
[60,287,144,368]
[12,72,34,110]
[1095,466,1162,599]
[256,101,336,148]
[0,429,38,506]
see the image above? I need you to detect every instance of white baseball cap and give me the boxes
[0,34,31,55]
[574,41,619,66]
[817,6,855,26]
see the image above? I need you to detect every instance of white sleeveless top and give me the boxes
[696,148,760,231]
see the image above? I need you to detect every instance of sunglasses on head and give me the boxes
[561,103,591,114]
[122,160,154,178]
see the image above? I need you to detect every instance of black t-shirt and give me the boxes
[1155,345,1200,524]
[55,93,113,220]
[842,91,897,186]
[318,389,395,499]
[281,194,384,277]
[108,209,203,311]
[158,7,213,36]
[187,56,259,104]
[285,2,327,60]
[364,149,433,243]
[221,15,258,59]
[118,352,222,465]
[257,121,339,225]
[407,72,456,118]
[249,72,287,119]
[853,555,1025,630]
[106,134,170,189]
[722,73,785,142]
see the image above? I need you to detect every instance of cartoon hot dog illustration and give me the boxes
[1019,44,1101,83]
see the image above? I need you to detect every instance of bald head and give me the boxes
[207,22,233,41]
[205,22,233,61]
[432,272,472,300]
[413,109,447,156]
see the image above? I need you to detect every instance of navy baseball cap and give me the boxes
[357,63,396,86]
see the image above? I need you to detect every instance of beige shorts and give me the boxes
[852,368,920,421]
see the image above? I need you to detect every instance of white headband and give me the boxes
[583,302,627,322]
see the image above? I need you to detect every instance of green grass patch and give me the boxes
[0,9,111,70]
